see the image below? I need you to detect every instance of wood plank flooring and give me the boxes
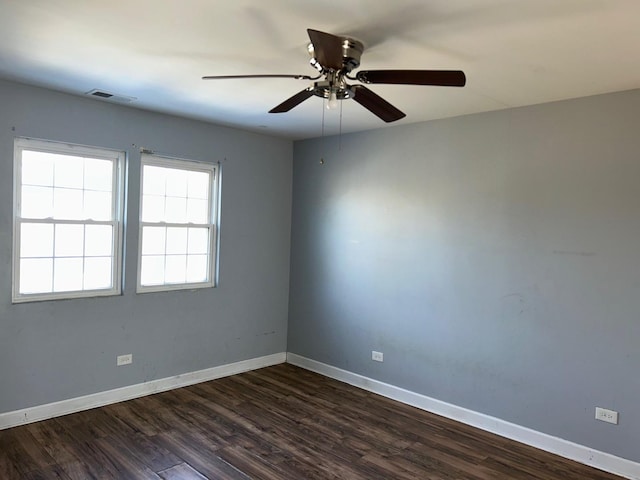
[0,363,625,479]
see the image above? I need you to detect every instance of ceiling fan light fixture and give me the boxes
[327,90,339,110]
[309,57,323,73]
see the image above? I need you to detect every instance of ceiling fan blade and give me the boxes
[269,89,314,113]
[203,74,317,80]
[307,29,344,70]
[351,85,405,123]
[355,70,466,87]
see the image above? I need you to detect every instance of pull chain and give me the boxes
[320,98,326,165]
[339,99,343,151]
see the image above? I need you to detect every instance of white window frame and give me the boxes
[137,154,220,293]
[12,137,125,303]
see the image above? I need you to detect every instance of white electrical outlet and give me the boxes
[595,407,618,425]
[117,353,133,366]
[372,351,384,362]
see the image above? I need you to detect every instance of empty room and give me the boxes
[0,1,639,479]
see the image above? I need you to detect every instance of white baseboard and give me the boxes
[287,353,640,480]
[3,351,637,479]
[0,352,286,431]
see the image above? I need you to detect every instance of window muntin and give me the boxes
[13,138,124,302]
[137,155,218,292]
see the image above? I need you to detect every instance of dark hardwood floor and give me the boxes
[0,363,625,479]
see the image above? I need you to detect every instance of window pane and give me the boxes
[166,169,188,197]
[187,171,210,199]
[84,190,112,220]
[142,194,165,222]
[55,224,84,257]
[138,156,216,292]
[166,227,187,255]
[143,166,166,196]
[187,228,209,254]
[141,226,166,255]
[186,198,209,224]
[165,255,187,283]
[22,151,54,186]
[20,258,53,294]
[53,188,83,220]
[166,197,187,223]
[84,159,113,191]
[21,186,53,219]
[141,255,165,285]
[187,255,208,283]
[20,223,54,257]
[14,139,123,301]
[54,155,84,189]
[53,257,83,292]
[84,257,112,290]
[85,225,113,257]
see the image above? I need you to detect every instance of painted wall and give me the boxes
[288,89,640,462]
[0,79,292,413]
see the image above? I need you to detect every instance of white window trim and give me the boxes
[12,137,125,303]
[136,154,220,294]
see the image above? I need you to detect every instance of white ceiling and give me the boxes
[0,0,638,139]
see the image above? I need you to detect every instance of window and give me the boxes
[13,138,124,303]
[137,154,219,292]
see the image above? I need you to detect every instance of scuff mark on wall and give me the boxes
[256,331,276,337]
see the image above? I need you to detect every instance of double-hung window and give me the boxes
[138,154,219,292]
[13,138,124,302]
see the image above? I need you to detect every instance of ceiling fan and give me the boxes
[203,29,466,123]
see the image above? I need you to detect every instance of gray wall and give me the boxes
[288,89,640,462]
[0,79,292,413]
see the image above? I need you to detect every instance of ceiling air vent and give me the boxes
[85,89,136,103]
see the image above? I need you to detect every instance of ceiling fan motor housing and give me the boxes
[308,35,364,100]
[307,36,364,73]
